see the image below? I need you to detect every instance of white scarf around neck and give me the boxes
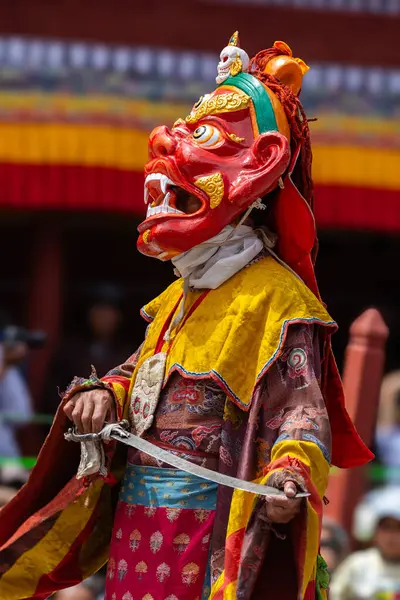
[171,224,263,290]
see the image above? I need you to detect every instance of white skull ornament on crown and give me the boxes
[216,31,250,85]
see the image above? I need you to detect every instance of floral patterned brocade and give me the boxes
[128,376,226,471]
[106,465,217,600]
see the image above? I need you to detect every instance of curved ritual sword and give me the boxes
[65,420,309,499]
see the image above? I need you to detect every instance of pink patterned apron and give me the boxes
[105,464,217,600]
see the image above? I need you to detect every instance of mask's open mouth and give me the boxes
[217,64,230,77]
[173,186,203,214]
[144,173,202,220]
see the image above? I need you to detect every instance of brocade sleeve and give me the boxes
[261,323,332,491]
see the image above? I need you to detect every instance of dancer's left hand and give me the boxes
[264,481,302,524]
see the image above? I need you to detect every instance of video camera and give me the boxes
[0,326,46,349]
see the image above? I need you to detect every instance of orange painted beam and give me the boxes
[0,122,398,191]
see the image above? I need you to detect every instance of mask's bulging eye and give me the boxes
[192,125,222,148]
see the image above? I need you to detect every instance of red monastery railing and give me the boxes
[325,308,389,534]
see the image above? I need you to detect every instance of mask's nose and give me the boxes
[148,125,177,159]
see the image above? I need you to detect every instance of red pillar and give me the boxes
[27,224,63,409]
[325,309,389,533]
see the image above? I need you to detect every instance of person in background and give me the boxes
[44,284,131,414]
[0,485,17,509]
[375,371,400,485]
[321,517,349,575]
[53,584,95,600]
[330,487,400,599]
[0,333,34,461]
[53,572,105,600]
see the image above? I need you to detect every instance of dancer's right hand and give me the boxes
[63,389,114,434]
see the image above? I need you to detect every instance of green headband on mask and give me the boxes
[221,73,279,134]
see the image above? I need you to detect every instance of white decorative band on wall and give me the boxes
[0,36,398,96]
[200,0,400,15]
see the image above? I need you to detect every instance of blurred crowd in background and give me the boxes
[1,0,400,598]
